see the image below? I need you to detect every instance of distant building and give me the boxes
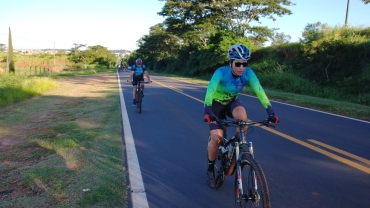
[13,49,130,56]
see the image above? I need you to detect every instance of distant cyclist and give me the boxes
[203,44,279,188]
[129,58,151,106]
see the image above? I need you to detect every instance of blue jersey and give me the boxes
[131,64,147,77]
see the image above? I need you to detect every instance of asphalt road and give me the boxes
[118,70,370,208]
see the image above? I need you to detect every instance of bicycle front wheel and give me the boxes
[137,89,142,113]
[235,153,271,208]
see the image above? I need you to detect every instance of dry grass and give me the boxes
[0,72,127,207]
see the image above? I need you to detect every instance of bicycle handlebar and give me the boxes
[126,80,152,84]
[211,119,275,128]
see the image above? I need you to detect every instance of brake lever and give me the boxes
[261,119,276,128]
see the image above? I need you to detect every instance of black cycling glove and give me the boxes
[266,106,279,124]
[204,106,218,123]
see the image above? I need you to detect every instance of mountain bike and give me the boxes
[210,119,273,208]
[128,80,151,113]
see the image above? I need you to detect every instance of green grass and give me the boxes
[0,75,58,107]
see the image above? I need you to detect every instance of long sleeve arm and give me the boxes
[204,70,222,106]
[247,70,272,109]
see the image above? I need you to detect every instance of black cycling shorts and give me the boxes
[132,75,144,86]
[209,99,243,130]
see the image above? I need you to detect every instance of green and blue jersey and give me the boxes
[204,66,272,109]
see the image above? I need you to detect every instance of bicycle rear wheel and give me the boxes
[235,153,271,208]
[213,148,226,188]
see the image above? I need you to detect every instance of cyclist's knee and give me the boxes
[232,106,247,121]
[209,130,223,144]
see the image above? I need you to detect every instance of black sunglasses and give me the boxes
[234,62,248,67]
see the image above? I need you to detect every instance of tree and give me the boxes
[206,0,294,37]
[271,32,291,45]
[134,23,182,70]
[7,27,15,74]
[158,0,294,40]
[147,0,295,74]
[68,44,116,68]
[299,22,329,43]
[68,43,86,63]
[361,0,370,4]
[85,45,117,67]
[0,44,6,52]
[246,26,276,46]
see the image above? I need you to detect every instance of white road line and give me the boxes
[117,71,149,208]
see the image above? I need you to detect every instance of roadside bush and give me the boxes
[354,94,370,106]
[258,70,321,95]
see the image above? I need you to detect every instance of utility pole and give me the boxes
[6,28,9,74]
[6,47,9,74]
[345,0,350,25]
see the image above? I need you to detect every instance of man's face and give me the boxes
[232,59,248,76]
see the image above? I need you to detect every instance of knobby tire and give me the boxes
[213,149,225,188]
[137,88,142,113]
[235,153,271,208]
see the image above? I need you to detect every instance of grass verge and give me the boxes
[0,71,127,207]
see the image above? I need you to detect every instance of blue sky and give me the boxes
[0,0,369,51]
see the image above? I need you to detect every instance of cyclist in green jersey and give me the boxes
[203,44,279,188]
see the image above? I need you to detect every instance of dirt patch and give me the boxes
[1,73,114,146]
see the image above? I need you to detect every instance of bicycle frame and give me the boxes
[135,80,143,100]
[134,80,144,113]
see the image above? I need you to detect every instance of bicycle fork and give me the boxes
[236,142,260,203]
[248,142,260,202]
[236,129,246,201]
[136,86,142,98]
[235,141,243,202]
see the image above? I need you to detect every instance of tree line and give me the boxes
[0,42,117,75]
[67,44,117,69]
